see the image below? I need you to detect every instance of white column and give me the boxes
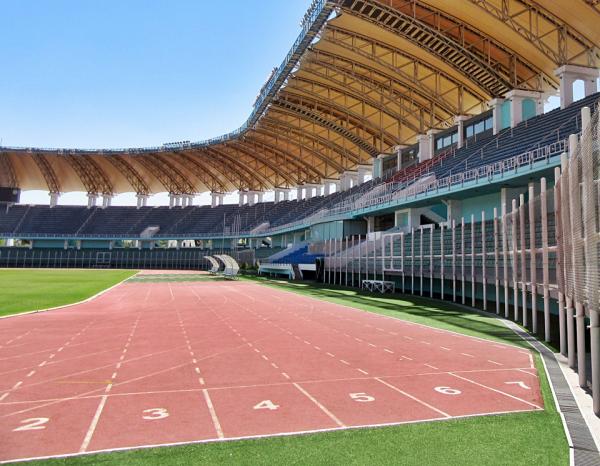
[247,191,257,206]
[454,115,469,149]
[357,164,372,184]
[296,186,303,201]
[169,194,175,208]
[238,191,246,207]
[87,193,97,208]
[305,185,313,200]
[283,189,290,201]
[102,195,112,208]
[49,192,59,208]
[417,134,432,162]
[487,98,505,135]
[505,90,542,127]
[211,192,218,208]
[555,65,600,109]
[218,194,225,206]
[427,129,440,157]
[257,192,264,203]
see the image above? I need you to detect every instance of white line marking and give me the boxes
[271,363,279,369]
[357,369,369,375]
[202,389,223,439]
[449,373,542,409]
[326,352,335,357]
[38,361,47,367]
[340,360,350,365]
[254,348,260,353]
[0,393,8,402]
[384,349,394,354]
[440,347,451,351]
[368,343,376,348]
[195,368,201,374]
[281,372,290,380]
[460,353,474,358]
[314,346,321,351]
[402,355,413,361]
[403,336,413,340]
[424,364,439,370]
[199,378,205,385]
[375,378,450,417]
[487,360,503,366]
[111,372,117,379]
[293,383,345,427]
[79,394,108,452]
[261,355,269,361]
[26,370,36,377]
[12,381,22,390]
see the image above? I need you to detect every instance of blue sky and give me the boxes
[0,0,312,205]
[0,1,589,205]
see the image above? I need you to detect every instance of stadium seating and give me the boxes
[0,94,597,240]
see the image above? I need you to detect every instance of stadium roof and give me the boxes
[2,0,600,196]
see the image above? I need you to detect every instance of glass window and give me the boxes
[484,116,493,131]
[475,121,485,134]
[466,125,474,138]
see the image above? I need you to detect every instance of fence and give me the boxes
[323,105,600,416]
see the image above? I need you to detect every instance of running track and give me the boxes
[0,276,543,463]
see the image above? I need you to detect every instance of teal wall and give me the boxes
[430,203,447,219]
[500,100,511,130]
[310,221,343,241]
[522,98,537,121]
[31,240,65,249]
[81,240,112,249]
[461,192,501,221]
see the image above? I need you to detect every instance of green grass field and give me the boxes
[1,272,568,465]
[0,269,136,317]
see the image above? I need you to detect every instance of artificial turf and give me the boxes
[2,274,569,465]
[0,269,136,317]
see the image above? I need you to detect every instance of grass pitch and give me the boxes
[0,269,136,317]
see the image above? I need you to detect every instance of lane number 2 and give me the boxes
[253,400,279,411]
[434,386,461,396]
[142,408,170,420]
[350,392,375,402]
[13,417,49,432]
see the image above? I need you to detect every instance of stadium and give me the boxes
[1,0,600,464]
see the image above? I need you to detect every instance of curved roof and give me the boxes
[2,0,600,195]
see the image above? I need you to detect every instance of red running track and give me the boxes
[0,279,543,463]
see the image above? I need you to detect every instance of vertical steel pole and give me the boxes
[420,228,424,296]
[529,184,538,334]
[400,232,405,293]
[452,219,456,302]
[411,228,415,295]
[493,207,500,314]
[520,194,527,327]
[429,227,434,298]
[481,210,487,311]
[471,214,476,308]
[461,217,465,305]
[345,236,348,287]
[502,202,510,318]
[540,178,550,341]
[440,222,445,300]
[512,199,519,321]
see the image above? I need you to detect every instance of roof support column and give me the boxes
[555,65,600,109]
[417,134,431,163]
[357,164,372,184]
[136,194,148,209]
[454,116,470,149]
[102,195,112,209]
[505,90,543,128]
[296,186,304,201]
[87,193,97,209]
[488,98,505,135]
[239,191,246,207]
[211,192,219,208]
[49,192,59,208]
[321,179,338,196]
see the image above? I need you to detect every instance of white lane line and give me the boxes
[271,363,279,369]
[384,349,394,354]
[111,372,117,379]
[424,363,439,370]
[357,369,369,375]
[26,370,36,377]
[38,361,47,367]
[199,378,205,385]
[116,363,122,370]
[202,389,224,439]
[314,346,321,351]
[449,373,542,409]
[281,372,291,380]
[12,381,22,390]
[261,355,269,361]
[195,368,201,374]
[340,360,350,366]
[440,347,451,351]
[402,355,413,361]
[420,341,431,345]
[403,336,413,340]
[326,352,335,358]
[368,343,376,348]
[375,378,450,418]
[354,338,363,343]
[254,348,260,353]
[0,393,9,402]
[460,353,474,358]
[293,383,345,427]
[192,359,197,364]
[79,394,109,452]
[487,360,503,366]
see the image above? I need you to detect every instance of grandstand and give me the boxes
[1,0,600,464]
